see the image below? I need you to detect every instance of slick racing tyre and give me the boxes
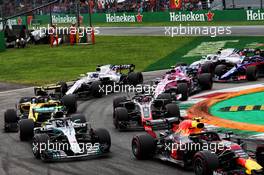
[19,119,34,141]
[246,66,258,81]
[193,151,219,175]
[32,134,50,159]
[157,93,172,102]
[114,107,129,129]
[201,62,213,74]
[62,95,77,113]
[256,145,264,167]
[177,83,189,101]
[127,72,143,86]
[165,103,181,118]
[132,134,156,160]
[198,73,213,90]
[214,64,227,77]
[94,128,111,153]
[91,81,103,98]
[4,109,18,132]
[113,96,127,109]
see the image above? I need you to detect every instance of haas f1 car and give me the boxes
[32,112,111,161]
[132,118,264,175]
[113,93,181,131]
[37,64,143,98]
[4,94,77,141]
[154,64,213,101]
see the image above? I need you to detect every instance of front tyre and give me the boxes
[132,134,156,160]
[19,119,34,141]
[94,128,111,153]
[193,151,219,175]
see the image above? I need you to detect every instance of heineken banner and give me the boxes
[8,9,264,26]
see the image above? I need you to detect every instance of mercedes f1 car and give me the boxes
[32,112,111,161]
[153,64,213,101]
[4,94,77,141]
[132,118,264,175]
[40,64,143,98]
[113,92,180,131]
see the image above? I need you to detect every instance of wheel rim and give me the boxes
[132,140,139,156]
[194,158,204,175]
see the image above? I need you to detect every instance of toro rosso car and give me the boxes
[4,95,77,141]
[41,64,143,98]
[32,112,111,161]
[132,118,264,175]
[113,92,180,131]
[153,64,213,101]
[214,54,264,82]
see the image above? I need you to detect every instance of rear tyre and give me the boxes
[201,63,213,74]
[62,95,77,113]
[256,145,264,167]
[165,103,181,118]
[32,134,50,159]
[114,107,129,129]
[246,66,258,81]
[91,81,103,98]
[177,83,189,101]
[128,72,143,86]
[113,96,127,109]
[214,64,227,77]
[132,134,156,160]
[19,119,34,141]
[94,128,111,153]
[193,151,219,175]
[198,73,213,90]
[4,109,18,132]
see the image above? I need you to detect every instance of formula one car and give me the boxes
[214,55,264,82]
[41,64,143,98]
[4,95,77,141]
[32,112,111,161]
[153,64,213,101]
[113,92,180,130]
[132,118,264,175]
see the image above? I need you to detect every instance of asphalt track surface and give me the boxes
[98,26,264,36]
[1,70,264,175]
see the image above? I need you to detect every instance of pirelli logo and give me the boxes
[220,105,264,112]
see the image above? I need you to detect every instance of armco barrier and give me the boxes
[4,9,264,26]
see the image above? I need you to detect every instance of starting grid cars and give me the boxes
[3,56,264,174]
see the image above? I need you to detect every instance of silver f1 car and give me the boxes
[32,112,111,161]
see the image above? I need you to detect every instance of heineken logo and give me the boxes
[52,15,77,24]
[247,10,264,21]
[106,13,143,23]
[170,11,214,22]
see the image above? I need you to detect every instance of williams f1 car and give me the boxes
[113,92,180,131]
[32,112,111,161]
[132,118,264,175]
[4,95,77,141]
[40,64,143,98]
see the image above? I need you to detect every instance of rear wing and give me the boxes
[145,117,179,131]
[111,64,135,72]
[34,84,62,97]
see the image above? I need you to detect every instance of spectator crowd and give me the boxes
[0,0,212,18]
